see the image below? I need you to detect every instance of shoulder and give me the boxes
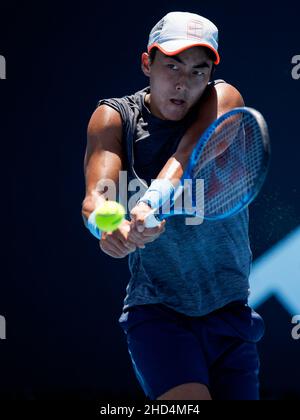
[210,81,245,114]
[87,104,122,139]
[96,86,147,116]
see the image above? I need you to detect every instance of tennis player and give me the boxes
[82,11,265,400]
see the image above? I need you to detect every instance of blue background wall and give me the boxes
[0,0,299,399]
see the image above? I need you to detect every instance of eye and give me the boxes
[166,64,178,71]
[193,70,205,77]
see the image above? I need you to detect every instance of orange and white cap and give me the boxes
[147,11,220,65]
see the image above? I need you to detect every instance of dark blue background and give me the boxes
[0,0,299,400]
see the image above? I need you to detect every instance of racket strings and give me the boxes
[191,112,266,216]
[193,118,244,174]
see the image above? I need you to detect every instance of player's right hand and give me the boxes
[99,219,145,259]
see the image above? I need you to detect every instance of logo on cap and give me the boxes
[187,20,203,40]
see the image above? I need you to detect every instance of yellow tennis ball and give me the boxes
[94,201,125,232]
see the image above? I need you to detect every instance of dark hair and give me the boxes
[148,46,216,80]
[148,47,159,64]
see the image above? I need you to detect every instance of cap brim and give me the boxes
[148,40,220,65]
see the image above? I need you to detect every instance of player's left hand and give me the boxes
[129,202,166,246]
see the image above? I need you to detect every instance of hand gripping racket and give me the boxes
[144,107,271,228]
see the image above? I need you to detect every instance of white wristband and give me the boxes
[87,208,102,240]
[137,179,175,210]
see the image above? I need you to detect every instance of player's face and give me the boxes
[142,47,214,121]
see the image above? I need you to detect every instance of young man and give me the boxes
[82,11,265,400]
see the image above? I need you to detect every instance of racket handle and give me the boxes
[144,209,161,228]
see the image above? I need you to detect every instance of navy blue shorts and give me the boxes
[118,301,265,400]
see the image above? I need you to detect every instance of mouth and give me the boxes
[170,98,186,106]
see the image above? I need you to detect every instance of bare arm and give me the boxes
[82,104,165,256]
[82,105,123,221]
[157,82,245,185]
[82,105,139,257]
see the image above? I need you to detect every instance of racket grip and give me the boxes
[144,210,161,228]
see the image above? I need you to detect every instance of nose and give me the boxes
[176,79,185,90]
[175,74,189,91]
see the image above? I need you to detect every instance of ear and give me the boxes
[141,52,151,77]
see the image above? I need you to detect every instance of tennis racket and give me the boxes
[144,107,271,228]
